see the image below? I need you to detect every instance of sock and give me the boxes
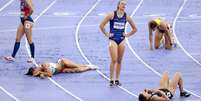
[11,42,20,58]
[29,43,35,58]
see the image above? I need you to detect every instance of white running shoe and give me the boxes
[88,64,98,70]
[27,57,34,63]
[4,56,15,62]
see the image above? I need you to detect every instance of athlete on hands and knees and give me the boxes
[5,0,35,63]
[100,0,137,86]
[148,17,176,50]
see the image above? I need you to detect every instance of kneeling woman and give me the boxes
[25,58,97,78]
[148,17,175,50]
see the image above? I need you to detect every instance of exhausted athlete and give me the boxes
[139,71,191,101]
[148,17,175,50]
[25,58,98,78]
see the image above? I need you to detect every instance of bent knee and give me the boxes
[162,71,169,76]
[175,72,182,77]
[154,43,160,49]
[165,45,172,49]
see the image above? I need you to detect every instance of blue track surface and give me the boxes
[0,0,201,101]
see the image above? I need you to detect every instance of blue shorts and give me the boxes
[109,35,125,45]
[20,16,34,25]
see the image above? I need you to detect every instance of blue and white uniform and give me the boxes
[109,11,127,45]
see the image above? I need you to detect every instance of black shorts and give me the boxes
[20,16,34,25]
[157,28,165,33]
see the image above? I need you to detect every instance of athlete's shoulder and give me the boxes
[105,12,114,20]
[126,15,133,21]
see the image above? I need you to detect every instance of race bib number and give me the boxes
[113,22,125,29]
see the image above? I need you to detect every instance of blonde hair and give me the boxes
[117,0,127,10]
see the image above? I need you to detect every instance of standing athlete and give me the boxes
[5,0,35,63]
[100,0,137,86]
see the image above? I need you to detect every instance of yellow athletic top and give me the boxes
[154,18,161,26]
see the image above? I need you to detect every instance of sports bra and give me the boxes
[159,88,173,99]
[47,63,57,74]
[148,91,162,101]
[148,89,173,101]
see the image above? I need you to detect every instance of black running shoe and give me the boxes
[109,80,115,87]
[115,80,122,86]
[180,91,191,97]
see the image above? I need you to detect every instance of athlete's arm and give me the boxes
[151,96,169,101]
[25,0,34,16]
[151,90,169,101]
[99,13,114,37]
[32,69,41,76]
[40,66,53,77]
[161,22,172,44]
[148,21,153,50]
[32,67,43,77]
[124,16,137,37]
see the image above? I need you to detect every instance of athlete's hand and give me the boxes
[40,74,45,79]
[24,16,28,20]
[150,44,153,50]
[106,32,113,38]
[123,32,129,37]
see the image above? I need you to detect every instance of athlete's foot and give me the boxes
[180,91,191,97]
[4,56,15,62]
[109,80,115,87]
[115,80,122,86]
[27,57,34,63]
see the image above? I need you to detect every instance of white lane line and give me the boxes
[125,0,161,77]
[0,0,19,100]
[126,0,201,99]
[172,0,201,67]
[24,0,84,101]
[48,78,84,101]
[0,86,20,101]
[33,1,55,22]
[172,0,201,98]
[0,0,14,12]
[75,0,139,98]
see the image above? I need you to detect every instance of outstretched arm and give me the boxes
[151,90,169,101]
[41,66,53,77]
[148,21,153,50]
